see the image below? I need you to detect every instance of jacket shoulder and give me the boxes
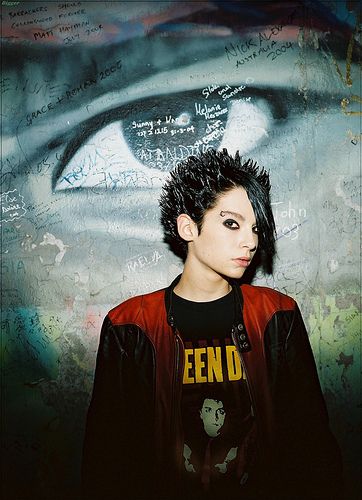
[107,288,166,328]
[241,284,296,313]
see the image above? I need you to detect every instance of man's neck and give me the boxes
[174,260,231,302]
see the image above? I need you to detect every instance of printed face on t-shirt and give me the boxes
[200,398,226,438]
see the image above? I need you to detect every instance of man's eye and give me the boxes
[223,219,239,230]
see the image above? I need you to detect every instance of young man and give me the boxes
[82,149,342,500]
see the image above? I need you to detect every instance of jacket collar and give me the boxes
[164,274,251,352]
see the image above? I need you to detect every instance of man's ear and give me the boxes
[176,214,198,242]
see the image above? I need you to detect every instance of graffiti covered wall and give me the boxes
[1,1,361,499]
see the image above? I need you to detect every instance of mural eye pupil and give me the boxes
[121,93,230,172]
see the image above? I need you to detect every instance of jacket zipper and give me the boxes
[231,327,263,458]
[172,331,185,479]
[232,328,254,404]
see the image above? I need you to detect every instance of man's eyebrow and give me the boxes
[219,210,245,221]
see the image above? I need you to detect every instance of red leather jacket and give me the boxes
[82,276,343,500]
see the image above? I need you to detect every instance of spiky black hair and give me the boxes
[159,148,276,272]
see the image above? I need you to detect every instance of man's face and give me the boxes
[187,187,258,280]
[200,398,226,438]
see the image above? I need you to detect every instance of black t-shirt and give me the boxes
[173,291,258,500]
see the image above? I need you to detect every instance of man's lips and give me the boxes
[233,258,251,268]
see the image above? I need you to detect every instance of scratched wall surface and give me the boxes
[1,1,361,499]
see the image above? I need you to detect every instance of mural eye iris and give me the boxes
[54,87,273,191]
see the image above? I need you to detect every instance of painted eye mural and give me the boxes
[1,2,360,499]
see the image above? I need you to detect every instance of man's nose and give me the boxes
[238,225,257,250]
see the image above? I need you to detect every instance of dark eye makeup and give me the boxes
[223,219,239,230]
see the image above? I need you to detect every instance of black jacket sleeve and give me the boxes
[280,304,344,500]
[81,316,156,500]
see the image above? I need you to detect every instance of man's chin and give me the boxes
[224,268,247,280]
